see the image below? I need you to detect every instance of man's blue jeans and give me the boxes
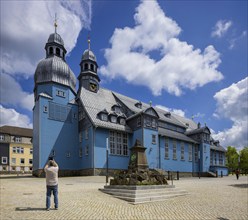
[46,185,58,209]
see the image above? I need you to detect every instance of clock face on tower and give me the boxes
[90,83,97,92]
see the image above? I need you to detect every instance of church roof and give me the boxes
[47,33,64,46]
[34,56,76,94]
[78,87,132,132]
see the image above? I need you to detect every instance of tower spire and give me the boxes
[87,32,91,50]
[54,13,58,33]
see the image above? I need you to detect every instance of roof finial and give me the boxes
[87,32,91,50]
[54,13,58,33]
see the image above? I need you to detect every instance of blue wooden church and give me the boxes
[33,29,228,177]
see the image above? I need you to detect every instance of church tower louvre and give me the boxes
[32,19,79,177]
[78,37,100,93]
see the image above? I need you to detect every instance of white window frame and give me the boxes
[109,131,128,156]
[0,135,4,141]
[43,105,48,113]
[2,157,7,164]
[79,148,83,157]
[79,131,83,143]
[173,139,177,160]
[56,89,65,97]
[15,137,21,143]
[11,158,16,164]
[152,134,156,144]
[30,148,33,154]
[85,145,89,155]
[181,142,185,160]
[85,128,89,140]
[188,144,192,161]
[165,138,169,159]
[66,152,71,158]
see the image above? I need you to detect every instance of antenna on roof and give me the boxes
[54,13,58,33]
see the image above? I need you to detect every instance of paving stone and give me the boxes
[0,175,247,219]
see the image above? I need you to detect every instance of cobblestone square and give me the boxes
[0,175,247,220]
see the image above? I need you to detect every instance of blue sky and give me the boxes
[1,0,247,150]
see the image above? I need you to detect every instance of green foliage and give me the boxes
[226,146,239,171]
[240,147,248,173]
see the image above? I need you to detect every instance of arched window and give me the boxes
[49,47,53,55]
[56,48,60,56]
[90,64,94,71]
[84,63,88,70]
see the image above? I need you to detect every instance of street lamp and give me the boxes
[106,138,109,185]
[198,150,200,179]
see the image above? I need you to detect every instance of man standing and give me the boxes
[44,158,59,211]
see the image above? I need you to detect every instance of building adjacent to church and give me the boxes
[32,29,228,177]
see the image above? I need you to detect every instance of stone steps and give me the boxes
[99,185,189,204]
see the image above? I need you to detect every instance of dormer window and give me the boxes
[120,118,126,125]
[135,101,142,109]
[101,114,108,121]
[110,115,117,123]
[111,104,121,114]
[165,112,171,118]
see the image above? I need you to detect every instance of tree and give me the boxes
[240,147,248,174]
[226,146,239,172]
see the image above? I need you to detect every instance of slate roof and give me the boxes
[158,128,198,144]
[210,145,226,152]
[113,92,187,128]
[0,126,32,137]
[78,87,132,132]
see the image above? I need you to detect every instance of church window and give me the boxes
[85,128,89,140]
[56,48,60,56]
[173,139,177,160]
[56,90,65,97]
[85,145,89,155]
[165,138,169,159]
[84,63,88,70]
[66,152,71,158]
[219,153,223,165]
[43,105,48,113]
[90,64,94,71]
[109,131,128,156]
[151,119,156,128]
[146,117,151,127]
[79,131,82,143]
[181,142,185,160]
[49,47,53,55]
[188,144,192,161]
[152,134,156,144]
[79,148,82,157]
[194,146,199,162]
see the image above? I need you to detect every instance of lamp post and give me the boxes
[198,150,201,179]
[106,138,109,185]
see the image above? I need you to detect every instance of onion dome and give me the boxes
[34,30,76,94]
[34,56,76,94]
[81,49,97,62]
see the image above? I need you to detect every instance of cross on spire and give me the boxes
[88,32,91,50]
[54,13,58,33]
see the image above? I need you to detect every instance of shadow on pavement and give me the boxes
[15,207,46,211]
[228,184,248,188]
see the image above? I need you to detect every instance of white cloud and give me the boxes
[212,77,248,148]
[100,0,223,96]
[0,105,32,128]
[1,0,91,77]
[155,105,185,117]
[211,20,232,38]
[229,30,247,50]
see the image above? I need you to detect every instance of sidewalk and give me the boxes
[0,175,247,220]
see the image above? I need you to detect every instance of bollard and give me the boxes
[177,171,179,180]
[168,171,170,180]
[221,171,223,178]
[215,171,218,178]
